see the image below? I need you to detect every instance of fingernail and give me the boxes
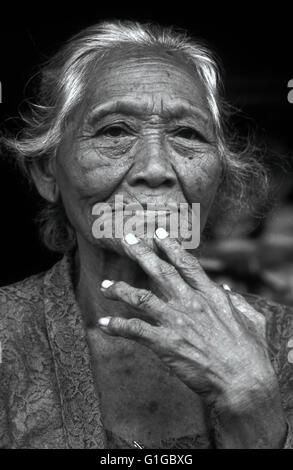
[155,228,169,239]
[287,338,293,349]
[125,233,139,245]
[98,317,111,327]
[222,283,231,291]
[101,279,114,289]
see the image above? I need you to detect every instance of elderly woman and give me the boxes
[0,21,293,449]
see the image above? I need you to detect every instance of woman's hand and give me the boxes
[99,229,288,448]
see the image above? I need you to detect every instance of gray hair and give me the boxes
[1,20,269,252]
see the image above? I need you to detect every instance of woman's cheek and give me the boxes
[61,142,135,200]
[55,145,135,238]
[73,161,131,200]
[173,150,221,197]
[171,150,222,226]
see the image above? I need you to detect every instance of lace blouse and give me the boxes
[0,254,293,448]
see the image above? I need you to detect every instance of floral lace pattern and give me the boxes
[0,253,293,448]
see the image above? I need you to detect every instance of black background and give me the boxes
[0,5,292,286]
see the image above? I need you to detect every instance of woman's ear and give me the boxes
[30,157,60,203]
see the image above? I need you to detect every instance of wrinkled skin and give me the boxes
[31,46,287,448]
[100,233,287,447]
[49,46,221,256]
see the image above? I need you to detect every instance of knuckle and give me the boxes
[128,318,145,336]
[175,253,205,276]
[168,331,184,351]
[136,244,153,257]
[135,290,154,308]
[181,253,200,268]
[157,262,177,277]
[164,237,180,249]
[191,297,204,313]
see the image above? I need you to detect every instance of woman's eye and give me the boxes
[100,125,130,138]
[174,127,205,141]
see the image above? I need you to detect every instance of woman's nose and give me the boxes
[127,141,177,189]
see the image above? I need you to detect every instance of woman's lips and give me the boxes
[111,201,181,213]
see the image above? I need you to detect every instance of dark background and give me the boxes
[0,6,292,302]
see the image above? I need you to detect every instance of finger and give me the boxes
[121,233,188,295]
[97,315,161,347]
[101,280,170,324]
[153,228,210,290]
[228,291,266,332]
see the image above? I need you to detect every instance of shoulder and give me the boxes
[0,271,50,412]
[0,271,50,382]
[0,254,72,362]
[0,254,68,335]
[0,269,46,302]
[0,270,47,335]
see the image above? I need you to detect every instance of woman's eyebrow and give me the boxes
[86,100,212,127]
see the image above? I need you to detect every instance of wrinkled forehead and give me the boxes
[76,44,213,128]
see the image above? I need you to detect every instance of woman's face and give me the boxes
[54,46,222,254]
